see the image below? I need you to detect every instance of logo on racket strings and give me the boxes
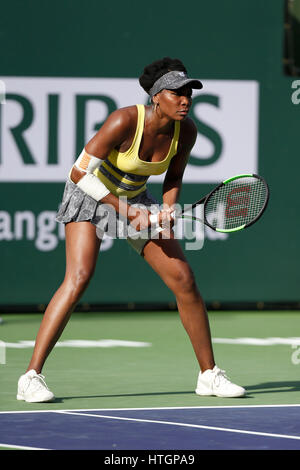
[225,186,250,219]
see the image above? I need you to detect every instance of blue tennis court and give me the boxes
[1,405,300,450]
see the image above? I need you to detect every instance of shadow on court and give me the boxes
[243,380,300,395]
[54,390,195,402]
[52,381,300,402]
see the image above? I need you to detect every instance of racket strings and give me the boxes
[205,177,268,230]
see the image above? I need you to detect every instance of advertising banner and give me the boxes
[0,77,259,183]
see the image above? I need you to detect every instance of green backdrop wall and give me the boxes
[0,0,299,307]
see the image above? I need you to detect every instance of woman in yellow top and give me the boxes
[17,57,245,402]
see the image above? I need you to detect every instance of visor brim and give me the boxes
[166,78,203,90]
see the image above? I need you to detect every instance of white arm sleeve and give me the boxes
[72,149,110,202]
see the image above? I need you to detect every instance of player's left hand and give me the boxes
[158,205,176,230]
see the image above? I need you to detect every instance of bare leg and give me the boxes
[143,235,215,372]
[27,222,101,374]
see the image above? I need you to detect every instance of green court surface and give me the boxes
[0,310,299,411]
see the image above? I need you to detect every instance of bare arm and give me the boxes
[70,166,129,219]
[160,118,197,223]
[71,107,150,227]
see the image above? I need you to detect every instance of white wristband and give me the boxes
[77,173,110,202]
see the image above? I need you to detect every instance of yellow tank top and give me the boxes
[93,104,181,198]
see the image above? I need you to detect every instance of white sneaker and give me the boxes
[195,366,246,398]
[17,369,55,403]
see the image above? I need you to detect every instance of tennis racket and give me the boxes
[172,173,269,233]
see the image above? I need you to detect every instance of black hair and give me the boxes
[139,57,187,94]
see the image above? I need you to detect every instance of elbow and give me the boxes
[70,166,85,184]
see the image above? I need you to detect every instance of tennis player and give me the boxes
[17,57,245,402]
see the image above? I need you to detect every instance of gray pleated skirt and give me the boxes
[55,179,160,254]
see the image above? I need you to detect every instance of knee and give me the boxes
[65,266,94,298]
[168,264,198,297]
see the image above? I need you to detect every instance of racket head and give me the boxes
[203,174,269,233]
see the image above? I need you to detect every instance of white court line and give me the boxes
[1,404,300,414]
[56,410,300,442]
[0,442,49,450]
[4,337,300,348]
